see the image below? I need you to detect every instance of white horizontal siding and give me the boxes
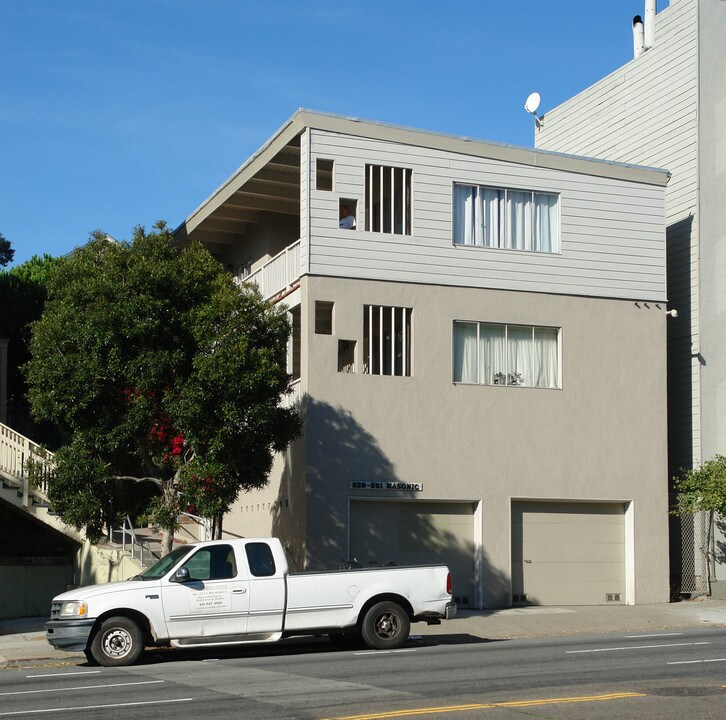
[307,126,666,302]
[299,129,311,276]
[535,0,700,468]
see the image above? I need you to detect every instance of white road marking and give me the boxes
[625,633,684,639]
[567,641,710,654]
[27,672,101,679]
[0,680,164,697]
[668,657,726,665]
[0,698,193,716]
[353,649,419,656]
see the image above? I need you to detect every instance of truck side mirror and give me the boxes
[171,567,190,583]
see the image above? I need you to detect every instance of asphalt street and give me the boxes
[1,626,726,719]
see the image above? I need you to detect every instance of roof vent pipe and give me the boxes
[644,0,656,49]
[633,15,645,58]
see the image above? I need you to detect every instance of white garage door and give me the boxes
[511,501,626,605]
[350,500,476,607]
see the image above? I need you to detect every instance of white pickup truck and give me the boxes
[45,537,456,666]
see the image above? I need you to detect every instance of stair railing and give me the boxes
[0,421,54,507]
[110,516,159,567]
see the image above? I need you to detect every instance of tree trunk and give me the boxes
[212,514,223,540]
[159,480,177,556]
[160,529,174,557]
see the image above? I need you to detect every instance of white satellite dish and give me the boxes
[524,92,543,128]
[524,92,541,115]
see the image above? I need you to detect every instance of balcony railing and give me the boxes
[0,421,54,507]
[242,240,301,300]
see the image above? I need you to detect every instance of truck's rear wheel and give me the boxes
[90,616,144,667]
[361,601,410,650]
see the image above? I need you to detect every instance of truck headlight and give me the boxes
[59,601,88,618]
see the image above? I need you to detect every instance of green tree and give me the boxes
[673,455,726,516]
[0,253,59,426]
[673,454,726,592]
[0,233,13,267]
[26,223,300,554]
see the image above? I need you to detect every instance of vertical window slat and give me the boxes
[402,308,407,376]
[391,306,396,375]
[368,305,374,374]
[378,165,383,232]
[390,167,395,235]
[368,165,373,231]
[401,168,408,235]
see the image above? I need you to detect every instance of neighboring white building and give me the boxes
[177,109,670,608]
[535,0,726,594]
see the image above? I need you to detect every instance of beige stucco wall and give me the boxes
[74,540,144,587]
[297,275,669,606]
[220,272,669,607]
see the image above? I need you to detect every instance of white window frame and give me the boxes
[452,320,561,389]
[452,183,560,253]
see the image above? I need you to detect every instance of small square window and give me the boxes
[316,159,334,191]
[339,198,358,230]
[338,340,356,373]
[315,301,334,335]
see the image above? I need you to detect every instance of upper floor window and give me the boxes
[365,164,412,235]
[453,321,559,388]
[364,305,412,376]
[316,159,334,191]
[453,184,559,253]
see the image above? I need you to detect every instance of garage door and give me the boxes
[350,500,476,607]
[511,501,625,606]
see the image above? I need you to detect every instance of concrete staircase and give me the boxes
[0,422,152,587]
[0,422,85,543]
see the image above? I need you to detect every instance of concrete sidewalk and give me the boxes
[2,597,726,669]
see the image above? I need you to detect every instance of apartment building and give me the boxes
[535,0,726,593]
[177,109,670,608]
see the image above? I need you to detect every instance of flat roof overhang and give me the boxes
[175,109,671,245]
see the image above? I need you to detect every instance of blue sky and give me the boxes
[1,1,668,266]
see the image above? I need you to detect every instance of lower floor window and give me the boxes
[453,321,559,388]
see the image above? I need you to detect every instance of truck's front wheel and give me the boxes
[361,601,410,650]
[90,616,144,667]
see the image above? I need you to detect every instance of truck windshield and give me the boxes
[137,545,194,580]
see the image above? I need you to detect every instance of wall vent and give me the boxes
[606,593,622,602]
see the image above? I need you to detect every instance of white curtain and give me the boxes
[506,191,533,251]
[456,322,559,388]
[507,326,534,386]
[453,186,477,246]
[453,322,478,383]
[533,327,558,388]
[480,188,502,248]
[534,193,558,253]
[456,185,557,252]
[479,324,505,384]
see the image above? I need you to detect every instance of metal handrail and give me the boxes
[180,512,212,541]
[112,515,159,567]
